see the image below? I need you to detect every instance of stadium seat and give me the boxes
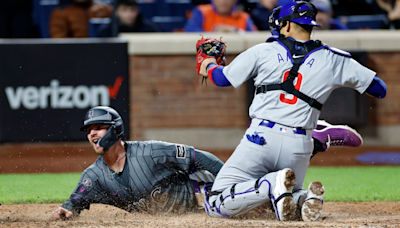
[33,0,61,38]
[93,0,114,3]
[339,14,388,30]
[89,17,112,37]
[137,0,194,32]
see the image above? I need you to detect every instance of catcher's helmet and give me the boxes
[269,1,320,36]
[80,106,124,149]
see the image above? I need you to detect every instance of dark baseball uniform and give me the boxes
[62,140,223,215]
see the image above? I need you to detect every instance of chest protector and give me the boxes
[256,35,328,110]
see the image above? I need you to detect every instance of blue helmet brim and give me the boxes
[291,17,321,27]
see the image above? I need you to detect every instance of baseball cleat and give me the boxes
[312,120,363,152]
[272,168,297,221]
[301,181,325,222]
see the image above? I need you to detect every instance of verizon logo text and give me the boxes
[5,79,111,110]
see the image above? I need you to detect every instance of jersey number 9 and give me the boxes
[280,70,303,105]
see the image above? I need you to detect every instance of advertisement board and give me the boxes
[0,38,129,142]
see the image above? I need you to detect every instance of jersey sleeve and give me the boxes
[332,54,376,94]
[222,44,261,88]
[150,141,195,173]
[61,168,110,215]
[366,76,387,98]
[193,149,224,176]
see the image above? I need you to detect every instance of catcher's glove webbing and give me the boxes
[196,35,226,85]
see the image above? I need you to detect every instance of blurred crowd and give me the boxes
[0,0,399,38]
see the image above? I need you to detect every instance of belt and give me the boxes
[259,120,306,135]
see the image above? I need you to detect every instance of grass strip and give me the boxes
[303,167,400,202]
[1,167,399,204]
[0,173,80,204]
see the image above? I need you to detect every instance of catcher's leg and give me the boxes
[205,169,297,221]
[204,176,272,218]
[311,120,363,159]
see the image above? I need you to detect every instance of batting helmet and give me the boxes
[80,106,124,149]
[269,1,320,36]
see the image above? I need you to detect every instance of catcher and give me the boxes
[195,0,386,222]
[195,35,362,159]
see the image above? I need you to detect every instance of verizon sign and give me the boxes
[5,79,121,109]
[0,39,129,142]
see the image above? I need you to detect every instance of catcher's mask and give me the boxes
[80,106,124,149]
[269,0,320,36]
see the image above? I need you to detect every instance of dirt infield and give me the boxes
[1,143,400,227]
[1,202,400,227]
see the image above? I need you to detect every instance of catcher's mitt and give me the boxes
[196,35,226,84]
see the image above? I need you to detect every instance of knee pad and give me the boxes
[205,178,272,218]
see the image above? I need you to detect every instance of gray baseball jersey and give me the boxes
[62,141,222,215]
[223,41,375,129]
